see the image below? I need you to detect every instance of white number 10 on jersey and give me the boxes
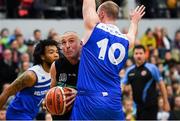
[97,38,126,65]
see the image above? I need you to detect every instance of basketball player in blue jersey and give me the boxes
[0,40,59,120]
[71,0,145,120]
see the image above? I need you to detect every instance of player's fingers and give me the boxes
[140,12,146,18]
[135,6,139,12]
[139,5,145,14]
[64,94,76,101]
[64,91,75,95]
[42,102,47,110]
[65,97,75,107]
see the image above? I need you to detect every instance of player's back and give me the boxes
[78,23,129,93]
[71,23,129,120]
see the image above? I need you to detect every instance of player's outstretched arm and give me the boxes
[0,71,36,109]
[83,0,100,30]
[126,5,145,47]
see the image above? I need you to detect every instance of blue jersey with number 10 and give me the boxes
[71,23,129,120]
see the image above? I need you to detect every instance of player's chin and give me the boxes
[66,53,74,58]
[54,56,59,60]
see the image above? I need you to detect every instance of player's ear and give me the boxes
[99,10,106,20]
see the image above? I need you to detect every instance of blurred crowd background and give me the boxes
[0,0,180,120]
[0,0,180,19]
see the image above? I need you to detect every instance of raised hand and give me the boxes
[130,5,145,24]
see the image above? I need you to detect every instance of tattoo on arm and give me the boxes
[9,71,36,95]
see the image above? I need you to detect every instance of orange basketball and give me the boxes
[45,86,76,115]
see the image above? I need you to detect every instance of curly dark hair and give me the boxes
[33,39,59,65]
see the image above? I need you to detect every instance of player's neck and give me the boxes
[41,63,50,73]
[136,61,145,67]
[67,57,79,65]
[102,19,116,25]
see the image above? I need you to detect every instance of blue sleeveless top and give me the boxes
[71,23,129,120]
[78,23,129,93]
[6,65,51,119]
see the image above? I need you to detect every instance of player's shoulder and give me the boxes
[23,70,37,81]
[28,64,47,75]
[126,65,136,73]
[145,62,157,68]
[96,23,128,40]
[28,65,41,71]
[144,62,158,72]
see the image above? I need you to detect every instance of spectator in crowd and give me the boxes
[166,84,175,109]
[122,84,133,100]
[9,27,23,44]
[16,34,27,54]
[30,29,42,44]
[161,27,171,50]
[169,65,180,83]
[158,63,167,81]
[173,29,180,50]
[122,45,170,120]
[20,52,33,67]
[10,40,21,64]
[150,56,158,66]
[50,33,60,42]
[0,49,19,93]
[18,61,30,76]
[163,50,176,69]
[154,26,166,58]
[125,58,133,68]
[140,28,156,49]
[25,39,35,63]
[140,28,156,58]
[123,98,136,120]
[169,95,180,120]
[171,29,180,62]
[47,28,58,40]
[0,28,10,49]
[157,96,170,120]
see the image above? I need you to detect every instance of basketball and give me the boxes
[45,86,77,115]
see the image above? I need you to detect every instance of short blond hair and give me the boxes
[98,1,119,20]
[59,31,80,42]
